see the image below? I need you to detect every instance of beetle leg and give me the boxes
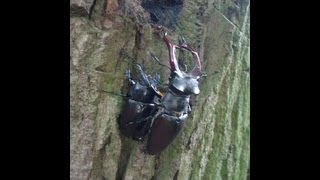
[125,60,165,98]
[134,64,151,87]
[120,49,161,86]
[134,64,165,97]
[126,115,153,126]
[187,104,192,113]
[125,68,136,85]
[153,73,160,84]
[129,99,162,108]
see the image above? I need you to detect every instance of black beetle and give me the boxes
[118,64,162,141]
[118,30,201,154]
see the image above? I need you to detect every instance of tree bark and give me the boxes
[70,0,250,179]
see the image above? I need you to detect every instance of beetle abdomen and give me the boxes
[118,99,156,140]
[147,113,187,154]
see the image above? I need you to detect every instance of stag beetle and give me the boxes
[118,30,201,154]
[118,64,162,140]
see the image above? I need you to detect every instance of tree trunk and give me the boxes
[70,0,250,179]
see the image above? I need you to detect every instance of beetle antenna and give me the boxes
[149,52,171,70]
[119,49,149,73]
[98,89,129,98]
[119,48,136,63]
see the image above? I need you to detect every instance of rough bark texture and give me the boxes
[70,0,250,179]
[70,0,95,16]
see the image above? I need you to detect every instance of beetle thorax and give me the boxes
[130,82,155,103]
[169,71,200,95]
[162,90,190,113]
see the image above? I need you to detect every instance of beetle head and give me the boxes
[170,71,200,95]
[162,33,201,95]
